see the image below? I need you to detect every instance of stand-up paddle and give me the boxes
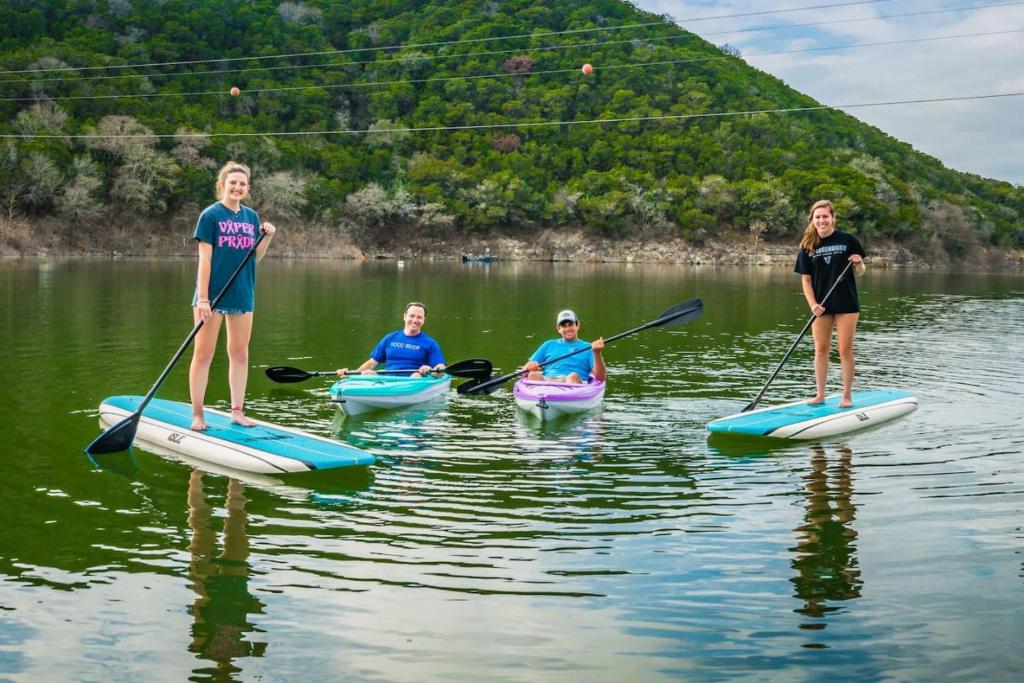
[84,233,266,455]
[266,358,493,384]
[742,260,853,413]
[459,298,704,395]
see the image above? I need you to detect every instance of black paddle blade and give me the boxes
[651,299,703,329]
[457,368,517,395]
[265,365,317,383]
[455,377,485,394]
[84,413,139,455]
[445,358,493,379]
[457,375,503,395]
[87,450,139,478]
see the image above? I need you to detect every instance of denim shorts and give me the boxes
[191,301,252,315]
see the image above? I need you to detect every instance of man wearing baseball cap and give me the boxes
[521,309,606,383]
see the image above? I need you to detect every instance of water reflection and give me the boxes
[331,403,441,454]
[186,471,266,678]
[791,444,862,646]
[513,411,605,463]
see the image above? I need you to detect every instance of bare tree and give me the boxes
[278,2,322,26]
[21,152,64,213]
[15,101,69,137]
[84,115,158,159]
[26,56,69,101]
[172,127,214,169]
[366,119,410,148]
[749,219,767,261]
[111,147,179,214]
[253,171,308,219]
[85,116,178,213]
[491,133,522,153]
[501,55,534,89]
[58,155,105,226]
[0,142,23,224]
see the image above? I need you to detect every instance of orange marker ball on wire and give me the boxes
[581,63,593,75]
[230,86,240,96]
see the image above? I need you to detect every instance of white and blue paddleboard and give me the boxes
[98,395,375,474]
[707,389,918,440]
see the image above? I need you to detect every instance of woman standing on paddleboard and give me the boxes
[189,161,276,430]
[794,199,865,408]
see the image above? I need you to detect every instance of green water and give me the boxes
[1,259,1022,681]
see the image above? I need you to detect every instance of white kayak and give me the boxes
[707,389,918,440]
[97,395,375,474]
[328,374,452,416]
[513,379,606,420]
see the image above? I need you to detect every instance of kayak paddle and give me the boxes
[84,233,267,455]
[742,259,854,412]
[266,358,493,384]
[458,298,704,395]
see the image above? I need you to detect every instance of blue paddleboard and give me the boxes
[707,389,917,440]
[98,395,375,474]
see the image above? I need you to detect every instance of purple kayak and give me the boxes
[513,379,606,420]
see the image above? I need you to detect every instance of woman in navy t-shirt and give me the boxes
[794,199,866,408]
[189,161,276,431]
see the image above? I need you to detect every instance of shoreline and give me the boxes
[2,221,1022,269]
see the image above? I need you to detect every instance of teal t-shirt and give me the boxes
[529,338,594,379]
[193,202,261,312]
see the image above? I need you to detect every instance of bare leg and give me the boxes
[565,372,582,384]
[225,313,256,426]
[527,370,546,381]
[808,314,835,405]
[189,311,224,430]
[835,313,859,408]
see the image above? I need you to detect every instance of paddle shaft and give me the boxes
[743,259,854,412]
[314,368,444,378]
[85,232,266,454]
[267,358,492,383]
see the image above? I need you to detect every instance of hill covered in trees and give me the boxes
[1,0,1021,261]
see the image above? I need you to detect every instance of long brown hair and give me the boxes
[800,199,835,255]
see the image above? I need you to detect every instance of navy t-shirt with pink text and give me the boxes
[193,202,261,312]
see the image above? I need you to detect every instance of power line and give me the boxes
[0,0,896,77]
[2,0,1019,100]
[3,27,1018,103]
[4,92,1020,140]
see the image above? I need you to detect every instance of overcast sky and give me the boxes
[630,0,1024,185]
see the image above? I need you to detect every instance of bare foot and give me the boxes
[231,408,256,427]
[806,396,825,406]
[838,397,853,408]
[191,415,207,431]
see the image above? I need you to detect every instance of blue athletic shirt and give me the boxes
[193,202,261,312]
[529,339,594,380]
[370,330,445,373]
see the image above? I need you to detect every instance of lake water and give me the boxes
[1,259,1021,681]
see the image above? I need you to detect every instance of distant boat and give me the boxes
[461,252,496,263]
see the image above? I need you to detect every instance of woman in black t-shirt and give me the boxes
[794,200,866,408]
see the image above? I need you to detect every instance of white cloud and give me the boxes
[632,0,1024,184]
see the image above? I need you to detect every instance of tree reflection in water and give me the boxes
[187,470,266,678]
[790,444,862,643]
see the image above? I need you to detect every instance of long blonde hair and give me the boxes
[215,161,251,201]
[800,199,835,255]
